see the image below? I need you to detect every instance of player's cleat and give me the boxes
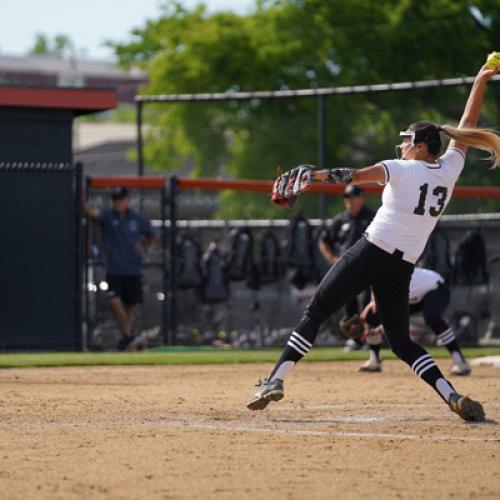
[125,335,148,352]
[246,378,284,411]
[359,358,382,372]
[450,360,471,376]
[117,334,148,352]
[448,393,485,422]
[117,335,135,352]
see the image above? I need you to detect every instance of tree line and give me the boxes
[110,0,500,217]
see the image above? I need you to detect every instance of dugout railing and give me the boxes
[85,174,500,350]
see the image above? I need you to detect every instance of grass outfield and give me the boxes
[0,347,499,368]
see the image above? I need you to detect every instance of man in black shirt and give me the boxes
[318,185,375,348]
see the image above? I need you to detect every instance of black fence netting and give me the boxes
[139,81,500,219]
[85,181,500,350]
[85,79,500,349]
[84,183,338,350]
[169,216,332,349]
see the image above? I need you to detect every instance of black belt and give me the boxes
[364,232,417,264]
[393,249,404,259]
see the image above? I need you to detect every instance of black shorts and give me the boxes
[106,274,143,305]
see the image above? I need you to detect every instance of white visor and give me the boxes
[399,130,415,146]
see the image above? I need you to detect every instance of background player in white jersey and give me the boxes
[359,268,470,376]
[248,59,500,422]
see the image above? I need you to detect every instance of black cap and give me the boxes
[111,186,129,200]
[344,185,365,198]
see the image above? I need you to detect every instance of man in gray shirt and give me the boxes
[84,186,156,350]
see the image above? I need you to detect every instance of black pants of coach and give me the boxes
[295,236,422,366]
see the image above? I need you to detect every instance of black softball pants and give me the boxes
[409,283,450,335]
[364,282,451,335]
[295,236,425,366]
[344,288,372,318]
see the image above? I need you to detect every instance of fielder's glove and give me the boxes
[271,164,316,208]
[339,314,365,341]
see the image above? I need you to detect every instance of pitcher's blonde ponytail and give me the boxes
[440,125,500,168]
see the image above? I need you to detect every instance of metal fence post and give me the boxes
[75,162,85,351]
[136,101,144,177]
[136,101,145,211]
[83,174,92,351]
[318,94,327,219]
[161,183,169,345]
[168,175,178,345]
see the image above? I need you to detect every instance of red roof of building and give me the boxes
[0,86,117,115]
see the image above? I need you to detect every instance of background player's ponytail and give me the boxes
[440,125,500,168]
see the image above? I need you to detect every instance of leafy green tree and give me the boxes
[53,34,74,58]
[111,0,499,217]
[29,33,51,55]
[28,33,74,58]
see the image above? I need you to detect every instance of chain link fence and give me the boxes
[136,75,500,219]
[84,179,500,349]
[84,75,500,349]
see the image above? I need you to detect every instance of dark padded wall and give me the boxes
[0,166,78,349]
[0,108,72,162]
[0,104,80,349]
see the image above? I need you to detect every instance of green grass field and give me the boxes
[0,347,499,368]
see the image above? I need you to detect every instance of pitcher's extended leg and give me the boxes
[247,238,373,410]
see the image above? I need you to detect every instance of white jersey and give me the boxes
[409,268,444,304]
[365,148,465,263]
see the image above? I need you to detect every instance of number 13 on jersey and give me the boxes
[413,183,448,217]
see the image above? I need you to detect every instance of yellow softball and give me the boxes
[485,51,500,69]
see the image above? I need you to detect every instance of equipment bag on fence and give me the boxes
[259,230,282,285]
[176,234,203,290]
[287,213,314,269]
[290,267,310,290]
[200,242,230,304]
[418,227,452,283]
[245,259,261,291]
[227,227,255,281]
[453,229,489,286]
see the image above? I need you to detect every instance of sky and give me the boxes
[0,0,255,60]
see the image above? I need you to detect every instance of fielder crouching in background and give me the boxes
[359,267,471,376]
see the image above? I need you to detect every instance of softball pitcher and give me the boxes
[247,60,500,422]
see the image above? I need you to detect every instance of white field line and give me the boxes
[269,413,447,423]
[165,420,500,443]
[0,403,498,443]
[0,415,500,443]
[275,403,500,411]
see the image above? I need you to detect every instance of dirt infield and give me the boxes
[1,360,499,500]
